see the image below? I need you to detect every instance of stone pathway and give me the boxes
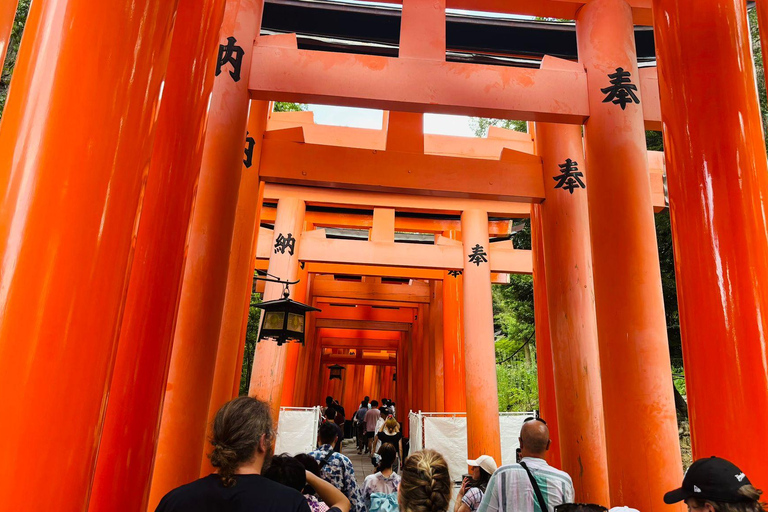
[341,438,377,486]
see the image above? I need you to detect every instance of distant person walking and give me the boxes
[355,401,369,454]
[364,400,381,455]
[477,418,574,512]
[310,422,365,512]
[663,456,765,512]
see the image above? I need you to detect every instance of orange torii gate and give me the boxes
[2,0,768,511]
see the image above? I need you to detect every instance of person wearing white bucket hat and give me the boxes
[455,455,498,512]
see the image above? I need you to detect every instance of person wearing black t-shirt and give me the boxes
[375,416,403,468]
[155,397,317,512]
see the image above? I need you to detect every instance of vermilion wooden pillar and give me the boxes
[0,0,177,507]
[249,197,307,421]
[442,267,466,412]
[200,101,270,475]
[280,264,310,408]
[461,209,502,462]
[148,1,266,506]
[0,0,17,70]
[653,0,768,488]
[233,181,267,398]
[89,0,228,507]
[533,121,609,504]
[577,1,683,509]
[529,206,561,469]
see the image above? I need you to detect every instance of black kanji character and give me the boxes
[468,244,488,266]
[448,270,463,277]
[601,67,640,110]
[553,158,585,194]
[243,131,255,168]
[216,36,245,82]
[274,233,296,255]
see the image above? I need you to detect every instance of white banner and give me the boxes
[409,411,535,478]
[423,415,468,483]
[499,412,530,466]
[275,407,320,455]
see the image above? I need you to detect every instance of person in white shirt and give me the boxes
[477,418,574,512]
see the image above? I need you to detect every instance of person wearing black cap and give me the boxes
[664,457,765,512]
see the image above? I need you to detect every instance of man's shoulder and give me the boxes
[519,459,574,485]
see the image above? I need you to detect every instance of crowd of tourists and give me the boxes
[155,395,766,512]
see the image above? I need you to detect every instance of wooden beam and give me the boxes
[298,233,533,274]
[300,234,464,271]
[308,262,445,280]
[355,0,653,25]
[264,184,532,217]
[315,297,420,309]
[313,279,431,304]
[321,356,397,367]
[321,338,400,351]
[315,304,415,323]
[317,327,403,340]
[249,45,590,124]
[316,318,411,331]
[260,208,515,236]
[259,139,544,202]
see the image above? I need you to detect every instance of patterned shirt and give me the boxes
[310,444,365,512]
[305,494,330,512]
[362,472,401,511]
[462,487,485,512]
[476,457,574,512]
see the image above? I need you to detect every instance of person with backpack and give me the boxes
[477,418,574,512]
[310,422,365,512]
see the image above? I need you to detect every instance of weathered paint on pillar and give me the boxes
[0,0,178,507]
[200,101,270,476]
[90,0,228,507]
[577,1,683,509]
[461,210,502,462]
[533,122,609,503]
[249,197,306,421]
[530,206,561,469]
[148,1,265,506]
[0,0,17,72]
[654,0,768,487]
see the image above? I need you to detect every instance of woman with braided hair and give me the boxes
[155,397,312,512]
[398,450,452,512]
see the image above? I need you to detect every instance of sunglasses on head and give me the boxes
[524,417,547,425]
[554,504,608,512]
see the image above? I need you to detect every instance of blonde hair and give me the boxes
[688,486,767,512]
[399,450,451,512]
[383,417,400,433]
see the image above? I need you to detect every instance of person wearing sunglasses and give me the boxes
[476,417,574,512]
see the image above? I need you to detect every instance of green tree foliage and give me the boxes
[239,291,262,395]
[274,102,307,112]
[0,0,31,119]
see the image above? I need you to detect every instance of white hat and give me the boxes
[467,455,498,475]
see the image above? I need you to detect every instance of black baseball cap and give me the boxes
[664,457,752,504]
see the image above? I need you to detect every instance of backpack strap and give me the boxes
[520,461,548,512]
[318,449,335,470]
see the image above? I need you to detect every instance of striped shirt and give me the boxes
[476,457,574,512]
